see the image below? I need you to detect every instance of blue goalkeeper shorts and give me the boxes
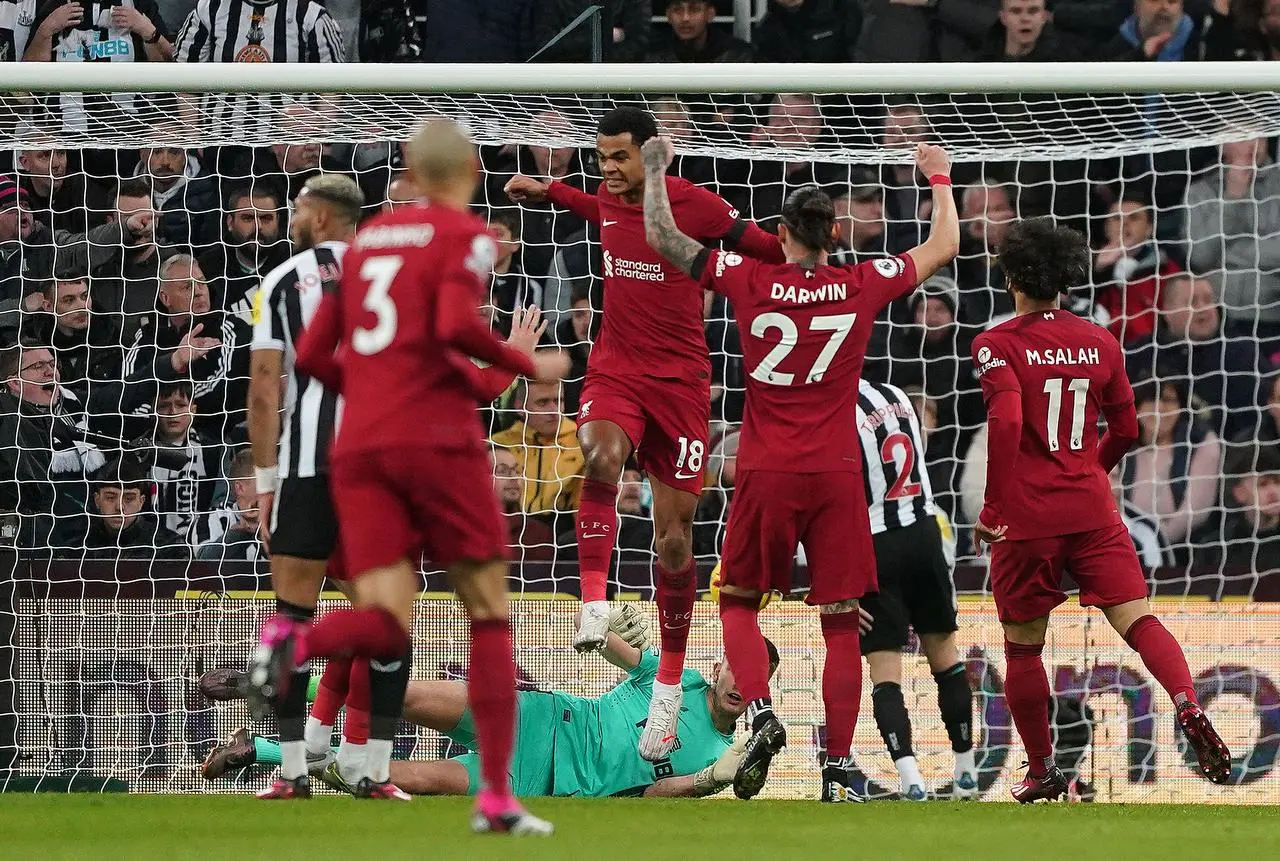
[446,689,556,797]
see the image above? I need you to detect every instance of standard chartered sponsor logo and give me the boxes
[605,254,665,282]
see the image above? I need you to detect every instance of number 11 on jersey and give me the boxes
[1043,377,1089,452]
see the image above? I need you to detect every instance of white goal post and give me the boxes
[2,62,1278,802]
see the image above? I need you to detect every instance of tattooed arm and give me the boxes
[641,136,707,278]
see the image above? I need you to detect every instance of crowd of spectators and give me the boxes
[1,0,1279,578]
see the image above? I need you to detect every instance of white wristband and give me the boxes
[254,466,278,494]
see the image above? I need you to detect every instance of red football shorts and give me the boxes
[329,444,506,576]
[577,370,709,496]
[989,521,1149,623]
[719,469,876,606]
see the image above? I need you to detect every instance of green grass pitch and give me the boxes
[1,796,1275,861]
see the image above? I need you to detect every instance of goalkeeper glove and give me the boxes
[692,735,749,797]
[608,604,651,651]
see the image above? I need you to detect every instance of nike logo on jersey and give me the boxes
[582,532,610,539]
[673,470,699,480]
[602,219,618,226]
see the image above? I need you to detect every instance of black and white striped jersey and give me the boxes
[173,0,345,134]
[26,0,166,133]
[0,0,35,62]
[856,378,934,534]
[250,241,346,479]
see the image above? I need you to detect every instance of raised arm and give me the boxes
[504,175,601,224]
[903,143,961,284]
[641,137,707,278]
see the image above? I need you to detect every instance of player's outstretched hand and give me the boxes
[504,174,550,203]
[915,142,951,180]
[531,348,571,383]
[640,135,675,172]
[974,520,1008,553]
[508,306,549,357]
[608,604,651,651]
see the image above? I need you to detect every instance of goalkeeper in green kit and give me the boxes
[202,606,779,798]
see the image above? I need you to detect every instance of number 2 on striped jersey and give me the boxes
[1043,377,1089,451]
[880,431,922,500]
[749,312,857,386]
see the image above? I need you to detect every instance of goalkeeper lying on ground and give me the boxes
[201,607,778,798]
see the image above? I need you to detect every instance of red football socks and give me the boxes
[719,597,772,704]
[469,618,516,797]
[344,659,371,744]
[302,607,410,663]
[820,611,863,759]
[311,657,351,726]
[1004,640,1053,773]
[656,559,697,685]
[576,479,619,603]
[1124,614,1197,706]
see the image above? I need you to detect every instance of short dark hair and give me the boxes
[156,380,193,402]
[597,106,657,147]
[997,217,1089,301]
[91,457,150,493]
[1132,374,1186,412]
[225,182,283,213]
[780,185,836,256]
[488,209,522,242]
[116,177,151,201]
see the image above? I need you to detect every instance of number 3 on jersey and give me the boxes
[750,312,857,386]
[353,255,403,356]
[1043,377,1089,452]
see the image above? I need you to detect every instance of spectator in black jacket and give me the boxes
[197,182,288,323]
[16,149,112,236]
[754,0,861,62]
[649,0,755,62]
[33,274,123,410]
[0,341,106,550]
[978,0,1083,59]
[77,458,187,560]
[1125,273,1270,440]
[138,145,219,249]
[125,253,251,441]
[0,177,121,336]
[89,177,164,350]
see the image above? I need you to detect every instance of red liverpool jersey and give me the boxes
[699,250,920,473]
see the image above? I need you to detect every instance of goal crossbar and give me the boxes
[0,61,1278,95]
